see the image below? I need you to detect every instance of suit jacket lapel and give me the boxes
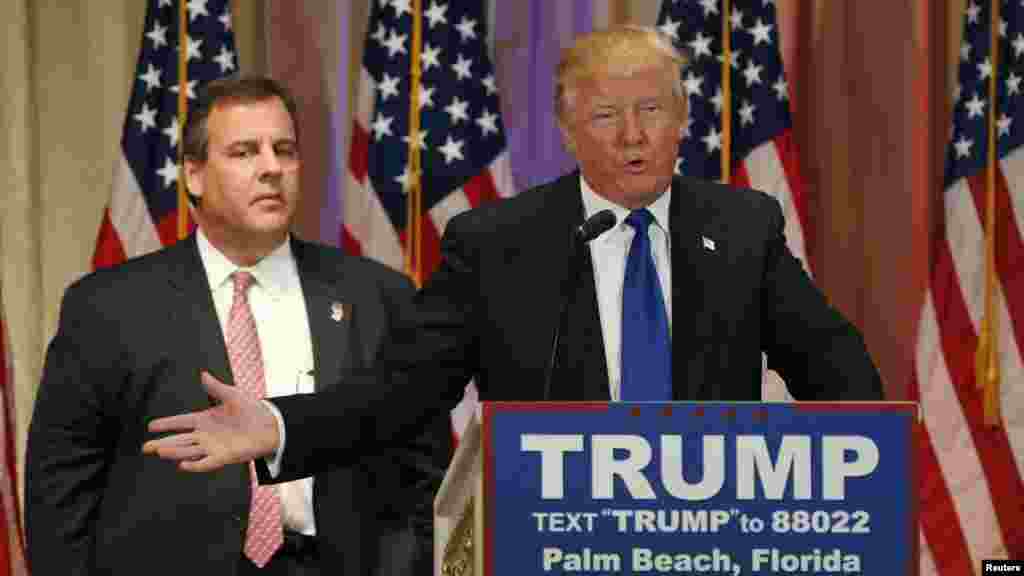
[545,173,610,401]
[566,245,610,401]
[291,238,352,392]
[165,236,233,401]
[670,177,715,400]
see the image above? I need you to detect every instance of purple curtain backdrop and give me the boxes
[494,1,594,191]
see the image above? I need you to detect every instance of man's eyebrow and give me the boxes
[224,138,258,149]
[222,137,298,149]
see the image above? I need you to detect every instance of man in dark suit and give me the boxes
[143,26,882,481]
[25,75,447,575]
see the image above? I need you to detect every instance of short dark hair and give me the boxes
[181,74,300,164]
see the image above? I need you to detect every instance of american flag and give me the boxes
[913,0,1024,571]
[93,0,237,269]
[657,0,810,401]
[343,1,513,444]
[0,287,26,576]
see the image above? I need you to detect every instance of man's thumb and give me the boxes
[200,371,233,400]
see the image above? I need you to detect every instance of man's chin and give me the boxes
[242,221,291,245]
[248,211,293,231]
[617,183,667,207]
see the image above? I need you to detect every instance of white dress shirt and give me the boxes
[580,175,673,401]
[197,230,318,535]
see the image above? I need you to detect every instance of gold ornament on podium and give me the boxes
[440,498,475,576]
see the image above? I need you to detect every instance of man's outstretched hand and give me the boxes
[143,371,280,472]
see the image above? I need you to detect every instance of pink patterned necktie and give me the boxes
[226,271,283,567]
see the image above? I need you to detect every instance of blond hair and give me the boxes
[555,25,689,121]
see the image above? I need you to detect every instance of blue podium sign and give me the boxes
[482,402,916,575]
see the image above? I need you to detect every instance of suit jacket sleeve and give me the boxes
[25,282,117,575]
[758,196,885,400]
[351,269,450,576]
[271,220,479,480]
[374,275,452,576]
[367,411,451,576]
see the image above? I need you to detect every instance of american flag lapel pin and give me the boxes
[330,301,345,322]
[702,236,716,252]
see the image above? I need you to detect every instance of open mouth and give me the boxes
[624,158,647,173]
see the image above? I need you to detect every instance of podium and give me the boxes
[435,401,917,576]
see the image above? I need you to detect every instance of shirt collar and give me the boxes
[196,228,297,300]
[579,174,672,241]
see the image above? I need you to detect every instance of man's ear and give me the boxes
[557,118,576,155]
[183,158,204,200]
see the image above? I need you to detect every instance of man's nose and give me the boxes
[257,147,283,179]
[620,111,647,146]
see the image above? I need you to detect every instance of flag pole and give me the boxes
[720,0,732,184]
[176,0,189,241]
[406,0,424,287]
[977,0,1001,426]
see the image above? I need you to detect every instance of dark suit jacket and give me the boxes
[271,173,883,481]
[25,235,449,575]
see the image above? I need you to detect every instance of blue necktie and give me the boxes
[620,209,672,400]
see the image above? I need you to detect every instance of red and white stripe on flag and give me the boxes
[914,157,1024,572]
[913,1,1024,571]
[342,1,514,445]
[0,293,27,575]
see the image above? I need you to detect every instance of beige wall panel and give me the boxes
[34,2,142,345]
[2,0,43,504]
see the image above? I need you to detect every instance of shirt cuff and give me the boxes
[263,399,287,478]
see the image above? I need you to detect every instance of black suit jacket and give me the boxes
[271,173,883,481]
[25,235,448,575]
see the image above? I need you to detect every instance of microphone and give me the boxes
[543,209,617,401]
[576,209,617,243]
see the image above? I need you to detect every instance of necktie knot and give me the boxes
[232,271,256,300]
[625,208,655,232]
